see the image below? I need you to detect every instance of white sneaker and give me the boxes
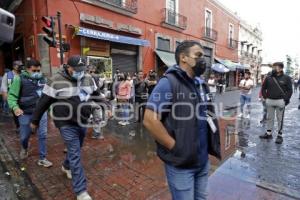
[77,191,92,200]
[238,113,243,118]
[118,121,125,125]
[37,159,53,168]
[61,166,72,179]
[118,121,127,126]
[245,114,250,119]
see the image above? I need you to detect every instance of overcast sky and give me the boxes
[217,0,300,64]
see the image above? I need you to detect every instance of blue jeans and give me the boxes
[60,126,87,195]
[2,100,9,113]
[120,102,130,122]
[18,113,48,159]
[240,95,251,114]
[165,162,210,200]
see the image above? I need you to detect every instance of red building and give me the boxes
[0,0,240,84]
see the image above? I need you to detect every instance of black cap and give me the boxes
[67,55,87,72]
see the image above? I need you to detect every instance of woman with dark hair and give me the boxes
[117,73,132,126]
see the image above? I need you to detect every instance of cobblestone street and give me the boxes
[0,88,299,199]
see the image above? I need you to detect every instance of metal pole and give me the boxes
[57,11,64,65]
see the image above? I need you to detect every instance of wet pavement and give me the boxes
[0,163,18,200]
[208,88,300,199]
[0,87,299,199]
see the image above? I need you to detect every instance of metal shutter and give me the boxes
[111,53,137,74]
[111,43,138,74]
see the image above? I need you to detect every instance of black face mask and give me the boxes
[192,57,206,77]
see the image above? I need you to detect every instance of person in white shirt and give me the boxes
[208,74,217,100]
[238,71,254,119]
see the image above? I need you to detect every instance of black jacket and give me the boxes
[31,70,107,128]
[262,73,292,101]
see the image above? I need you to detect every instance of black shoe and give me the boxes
[275,135,283,144]
[259,132,273,139]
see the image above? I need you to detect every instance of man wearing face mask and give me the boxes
[7,59,53,167]
[144,40,221,200]
[1,60,22,130]
[29,55,100,200]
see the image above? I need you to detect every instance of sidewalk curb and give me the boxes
[0,135,43,200]
[256,181,300,200]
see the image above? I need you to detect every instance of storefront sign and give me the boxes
[80,13,113,29]
[116,23,142,35]
[76,27,150,46]
[80,13,142,35]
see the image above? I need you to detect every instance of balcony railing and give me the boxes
[228,39,239,49]
[201,27,218,41]
[162,8,187,30]
[97,0,138,13]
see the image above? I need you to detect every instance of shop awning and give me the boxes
[155,50,176,67]
[211,63,230,73]
[76,27,150,46]
[234,63,250,70]
[215,57,237,71]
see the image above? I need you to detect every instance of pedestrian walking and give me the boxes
[1,61,22,131]
[116,73,132,126]
[87,65,105,140]
[208,74,217,101]
[30,55,103,200]
[143,40,221,200]
[260,62,293,144]
[297,79,300,99]
[146,70,157,96]
[7,59,53,167]
[134,71,148,122]
[293,79,298,93]
[238,71,254,119]
[217,76,224,94]
[259,79,267,124]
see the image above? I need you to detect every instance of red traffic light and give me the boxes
[42,16,54,27]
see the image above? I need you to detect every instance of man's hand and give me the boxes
[143,109,176,151]
[30,123,38,134]
[14,108,24,116]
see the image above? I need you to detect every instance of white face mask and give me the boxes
[72,71,85,80]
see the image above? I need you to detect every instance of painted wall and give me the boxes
[12,0,240,74]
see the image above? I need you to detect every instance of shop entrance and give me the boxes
[87,56,113,81]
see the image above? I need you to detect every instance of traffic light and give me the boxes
[42,16,56,47]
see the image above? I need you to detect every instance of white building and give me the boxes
[238,20,263,84]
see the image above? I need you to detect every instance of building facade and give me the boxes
[0,0,240,81]
[238,20,263,85]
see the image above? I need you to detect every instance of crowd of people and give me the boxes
[0,40,295,200]
[0,55,162,200]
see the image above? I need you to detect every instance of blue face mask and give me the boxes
[31,72,43,79]
[72,71,85,80]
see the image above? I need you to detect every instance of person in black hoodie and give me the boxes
[30,56,108,200]
[260,62,292,144]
